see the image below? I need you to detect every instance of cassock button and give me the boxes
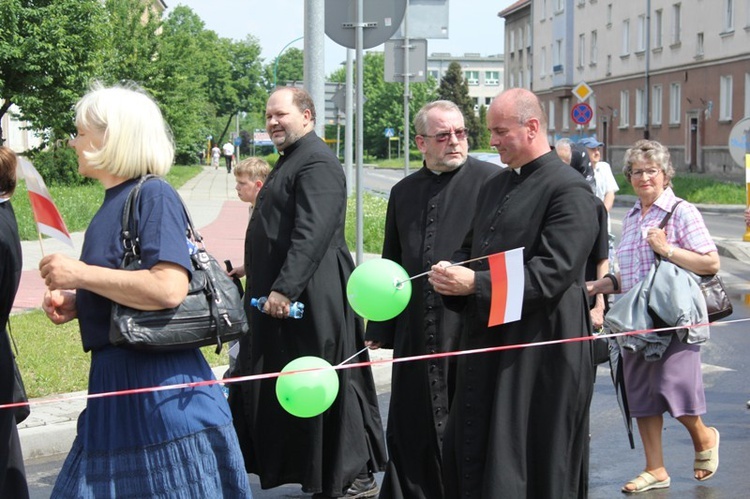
[429,218,434,223]
[426,245,431,250]
[483,242,489,247]
[490,226,495,231]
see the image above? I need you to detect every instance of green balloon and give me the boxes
[346,258,412,321]
[276,356,340,418]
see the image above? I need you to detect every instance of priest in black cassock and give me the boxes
[228,87,387,498]
[0,146,29,499]
[365,100,498,499]
[430,88,598,499]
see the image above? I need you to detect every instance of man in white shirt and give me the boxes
[222,141,235,173]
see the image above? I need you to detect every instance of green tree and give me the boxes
[0,0,107,145]
[436,61,480,150]
[101,0,162,86]
[264,47,304,90]
[331,53,435,159]
[477,105,491,150]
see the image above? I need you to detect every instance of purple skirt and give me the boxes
[622,335,706,418]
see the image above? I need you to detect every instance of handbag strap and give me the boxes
[653,200,684,263]
[119,175,203,258]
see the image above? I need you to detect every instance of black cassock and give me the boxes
[365,157,498,499]
[229,132,387,496]
[442,152,598,499]
[0,201,29,498]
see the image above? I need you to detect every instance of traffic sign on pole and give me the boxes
[572,81,593,102]
[571,102,593,126]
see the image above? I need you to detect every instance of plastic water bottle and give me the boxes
[250,296,305,319]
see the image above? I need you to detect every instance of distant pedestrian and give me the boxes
[211,144,221,170]
[223,141,235,173]
[0,146,30,499]
[39,83,252,497]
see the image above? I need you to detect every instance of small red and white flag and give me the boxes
[487,248,524,327]
[18,157,74,248]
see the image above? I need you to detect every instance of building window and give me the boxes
[724,0,735,32]
[518,70,524,87]
[578,0,585,6]
[606,3,613,27]
[429,70,440,80]
[720,75,733,121]
[540,47,547,77]
[590,30,598,65]
[671,3,681,45]
[606,54,612,75]
[635,88,645,126]
[485,71,500,86]
[553,40,563,72]
[510,72,516,87]
[652,84,663,125]
[548,100,556,131]
[746,0,750,27]
[562,98,570,130]
[542,0,548,19]
[622,19,630,55]
[696,32,704,57]
[620,90,630,127]
[526,22,532,47]
[473,97,479,114]
[555,0,564,13]
[465,71,479,86]
[526,68,532,89]
[669,83,681,124]
[745,73,750,118]
[637,14,646,52]
[509,29,515,52]
[485,97,493,106]
[654,10,663,49]
[578,33,586,68]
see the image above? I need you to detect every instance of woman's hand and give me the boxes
[39,254,86,290]
[429,261,475,296]
[645,227,670,257]
[42,289,77,324]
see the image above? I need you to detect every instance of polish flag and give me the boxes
[18,157,74,248]
[487,248,524,327]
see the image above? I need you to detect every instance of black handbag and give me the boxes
[658,201,732,323]
[109,176,248,353]
[7,323,30,424]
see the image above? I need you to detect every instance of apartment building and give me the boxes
[501,0,750,174]
[427,52,506,114]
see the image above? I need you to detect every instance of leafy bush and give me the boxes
[28,146,94,186]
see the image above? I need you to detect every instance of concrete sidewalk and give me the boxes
[12,166,392,460]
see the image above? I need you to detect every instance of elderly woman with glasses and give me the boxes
[588,139,720,494]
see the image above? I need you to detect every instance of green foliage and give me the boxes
[264,47,304,89]
[476,105,491,150]
[360,52,437,159]
[437,62,481,150]
[614,173,744,204]
[345,193,388,254]
[28,146,92,186]
[0,0,108,144]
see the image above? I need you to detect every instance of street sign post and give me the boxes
[572,81,594,102]
[571,102,593,126]
[727,117,750,241]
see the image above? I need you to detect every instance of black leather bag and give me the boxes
[109,176,248,353]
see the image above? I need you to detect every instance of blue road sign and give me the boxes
[384,127,395,138]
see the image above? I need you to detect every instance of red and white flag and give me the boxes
[487,248,524,327]
[18,157,74,248]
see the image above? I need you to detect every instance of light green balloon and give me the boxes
[346,258,412,321]
[276,356,340,418]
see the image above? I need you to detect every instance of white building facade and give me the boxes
[427,52,506,113]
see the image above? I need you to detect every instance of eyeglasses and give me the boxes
[629,168,662,179]
[421,128,469,143]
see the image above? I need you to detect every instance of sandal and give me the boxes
[694,426,720,481]
[622,471,671,494]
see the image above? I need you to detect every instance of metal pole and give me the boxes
[403,3,410,177]
[644,0,651,140]
[235,112,241,162]
[345,49,354,198]
[304,0,326,138]
[355,0,364,265]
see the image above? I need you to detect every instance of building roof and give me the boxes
[498,0,530,18]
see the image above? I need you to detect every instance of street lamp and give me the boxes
[273,36,304,88]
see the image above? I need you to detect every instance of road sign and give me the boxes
[728,116,750,168]
[384,38,428,83]
[571,102,593,125]
[572,81,593,102]
[325,0,406,50]
[384,128,395,138]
